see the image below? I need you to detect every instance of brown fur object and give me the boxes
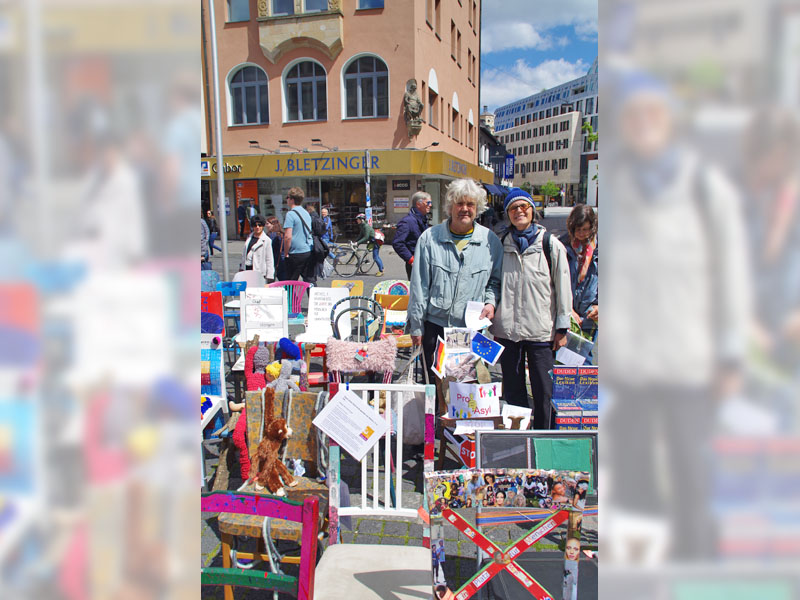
[249,388,297,495]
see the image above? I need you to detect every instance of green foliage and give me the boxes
[582,121,598,144]
[519,181,533,195]
[539,180,560,199]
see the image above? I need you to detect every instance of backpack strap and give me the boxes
[291,208,313,242]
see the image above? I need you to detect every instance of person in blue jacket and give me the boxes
[392,191,432,278]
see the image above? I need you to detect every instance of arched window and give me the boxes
[229,66,269,125]
[343,56,388,118]
[284,61,327,122]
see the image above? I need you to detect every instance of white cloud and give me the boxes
[480,58,589,111]
[481,0,597,53]
[482,22,554,53]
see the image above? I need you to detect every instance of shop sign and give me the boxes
[211,162,243,174]
[447,159,468,176]
[273,154,379,173]
[201,160,210,177]
[393,197,409,209]
[392,179,411,191]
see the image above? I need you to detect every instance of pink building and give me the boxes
[202,0,491,239]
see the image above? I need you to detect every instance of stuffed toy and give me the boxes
[266,360,301,393]
[249,388,298,495]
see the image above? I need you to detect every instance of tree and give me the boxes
[539,180,560,200]
[519,181,533,195]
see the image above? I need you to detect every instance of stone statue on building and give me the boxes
[403,79,424,139]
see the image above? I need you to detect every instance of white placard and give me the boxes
[312,388,389,461]
[447,381,502,419]
[296,287,349,343]
[240,287,287,342]
[464,301,492,331]
[453,420,495,435]
[501,404,532,431]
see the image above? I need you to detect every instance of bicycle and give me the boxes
[330,241,379,277]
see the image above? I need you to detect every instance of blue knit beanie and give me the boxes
[503,188,535,212]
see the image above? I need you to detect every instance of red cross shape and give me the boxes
[442,507,570,600]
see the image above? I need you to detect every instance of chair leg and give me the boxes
[222,533,234,600]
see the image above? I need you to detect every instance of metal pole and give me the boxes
[364,150,372,225]
[207,0,230,280]
[27,0,50,255]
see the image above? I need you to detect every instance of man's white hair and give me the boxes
[443,178,487,217]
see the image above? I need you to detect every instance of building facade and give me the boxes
[492,58,598,205]
[202,0,490,239]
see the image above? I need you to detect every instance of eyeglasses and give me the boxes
[252,222,264,227]
[425,201,432,206]
[508,203,532,213]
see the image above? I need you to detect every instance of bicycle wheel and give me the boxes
[358,251,374,275]
[334,249,360,277]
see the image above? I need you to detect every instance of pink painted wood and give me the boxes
[268,280,311,314]
[202,491,319,600]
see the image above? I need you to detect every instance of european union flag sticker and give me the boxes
[471,332,504,366]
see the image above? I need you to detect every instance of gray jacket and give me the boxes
[408,221,503,336]
[490,225,572,342]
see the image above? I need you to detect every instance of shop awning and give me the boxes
[484,184,505,196]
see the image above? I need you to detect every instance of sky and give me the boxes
[479,0,598,112]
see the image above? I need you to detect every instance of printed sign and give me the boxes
[312,388,390,461]
[504,154,515,179]
[392,179,411,190]
[393,197,410,209]
[296,287,349,343]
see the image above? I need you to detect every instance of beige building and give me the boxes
[202,0,490,239]
[501,110,583,198]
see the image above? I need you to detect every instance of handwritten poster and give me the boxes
[447,381,502,419]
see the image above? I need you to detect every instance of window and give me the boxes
[532,129,537,138]
[576,99,583,113]
[563,139,568,149]
[468,122,474,149]
[546,124,551,135]
[285,61,326,122]
[451,108,459,141]
[358,0,384,8]
[527,129,531,139]
[532,162,537,172]
[471,55,476,83]
[457,30,462,66]
[536,143,540,152]
[472,1,477,32]
[306,0,327,11]
[467,49,472,81]
[515,117,519,127]
[560,158,568,169]
[549,141,554,151]
[529,145,533,153]
[555,141,560,150]
[586,97,594,114]
[523,146,528,155]
[344,56,388,118]
[230,65,269,125]
[545,160,549,171]
[434,0,441,36]
[515,132,520,141]
[539,110,544,119]
[515,164,519,174]
[428,90,438,129]
[272,0,294,15]
[228,0,249,21]
[538,160,543,170]
[584,136,592,152]
[539,126,544,136]
[546,108,551,118]
[451,21,456,58]
[426,0,433,26]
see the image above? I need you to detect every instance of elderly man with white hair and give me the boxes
[408,178,503,380]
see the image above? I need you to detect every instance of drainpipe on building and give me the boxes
[364,149,372,226]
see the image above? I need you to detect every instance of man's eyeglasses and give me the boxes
[252,222,265,227]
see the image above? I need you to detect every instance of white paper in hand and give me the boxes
[312,388,389,461]
[465,301,493,331]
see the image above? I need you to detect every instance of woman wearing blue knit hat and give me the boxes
[490,187,573,429]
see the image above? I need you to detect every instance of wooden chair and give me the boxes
[216,388,329,599]
[268,280,312,326]
[330,295,385,343]
[314,381,437,600]
[239,287,288,343]
[202,491,318,600]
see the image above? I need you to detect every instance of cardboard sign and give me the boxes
[448,382,502,419]
[296,286,349,343]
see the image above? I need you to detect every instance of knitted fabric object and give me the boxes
[231,404,250,480]
[325,336,397,373]
[245,345,267,391]
[253,347,271,372]
[278,337,301,360]
[265,360,301,393]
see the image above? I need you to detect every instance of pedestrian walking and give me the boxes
[355,213,383,276]
[408,178,503,381]
[201,217,212,271]
[321,207,333,243]
[282,187,316,284]
[266,216,287,281]
[237,202,247,239]
[205,209,222,255]
[239,214,275,284]
[392,191,431,279]
[490,187,572,429]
